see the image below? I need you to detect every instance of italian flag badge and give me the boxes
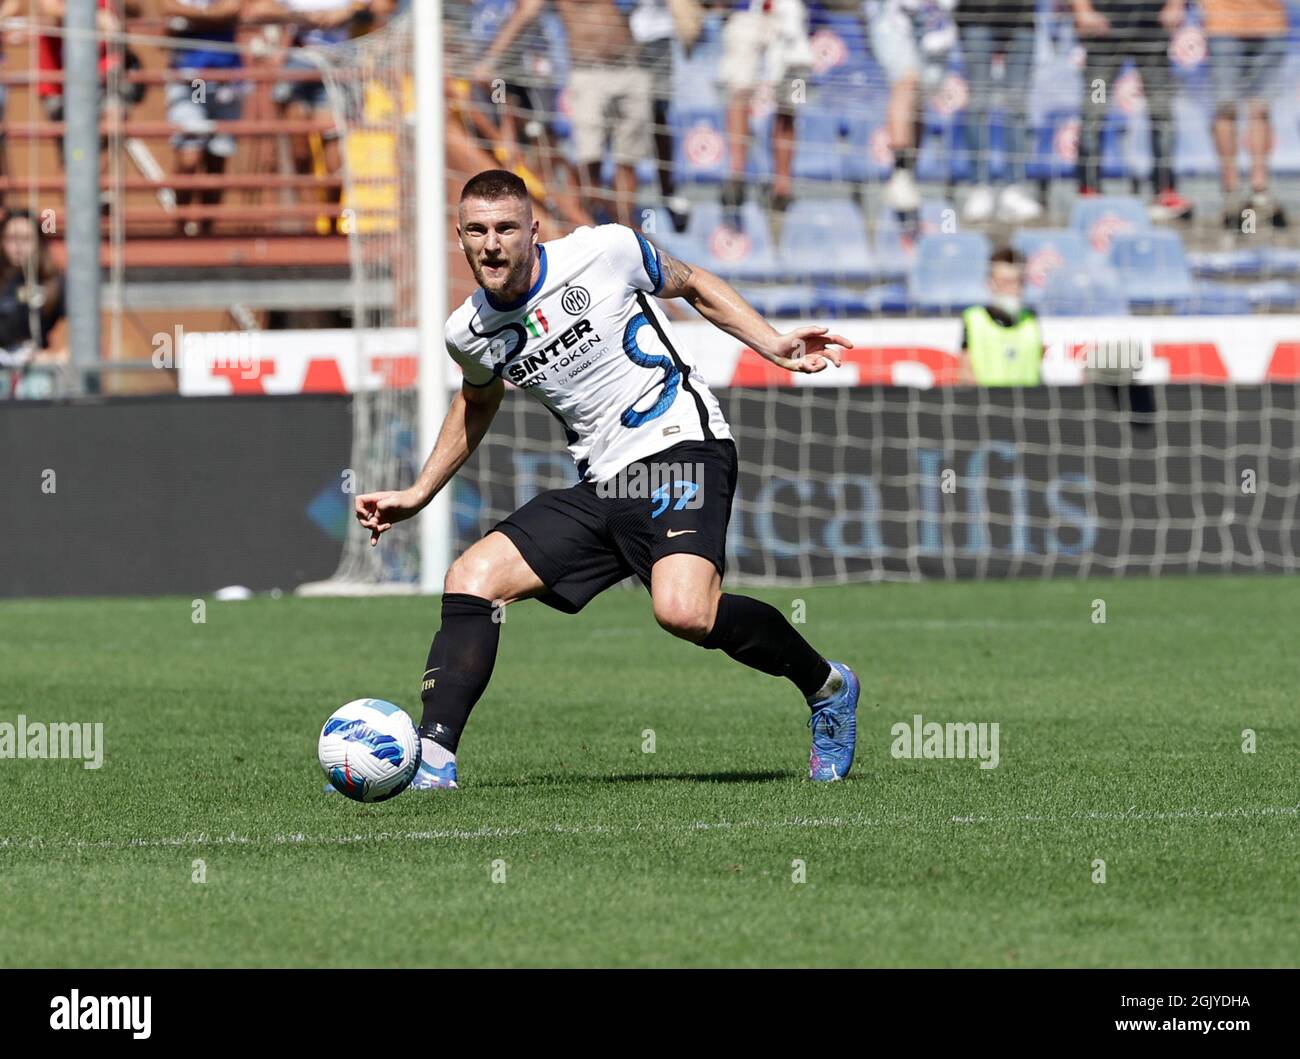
[523,307,549,338]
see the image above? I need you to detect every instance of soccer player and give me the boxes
[354,169,860,789]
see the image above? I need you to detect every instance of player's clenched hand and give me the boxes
[762,326,853,374]
[355,489,422,547]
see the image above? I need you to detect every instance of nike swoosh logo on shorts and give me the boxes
[666,529,698,538]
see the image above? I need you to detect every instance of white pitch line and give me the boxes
[0,804,1295,854]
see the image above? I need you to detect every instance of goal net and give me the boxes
[297,14,422,594]
[300,4,1300,593]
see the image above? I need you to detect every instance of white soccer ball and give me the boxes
[318,698,421,802]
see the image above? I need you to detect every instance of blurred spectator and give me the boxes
[445,0,598,235]
[0,0,20,209]
[270,0,395,228]
[867,0,958,214]
[633,0,703,232]
[36,0,144,162]
[1071,0,1192,222]
[0,210,67,395]
[1200,0,1289,229]
[718,0,813,220]
[959,245,1042,386]
[475,0,651,228]
[956,1,1041,223]
[454,0,555,180]
[163,1,258,238]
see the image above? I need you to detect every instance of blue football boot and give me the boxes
[807,661,860,782]
[408,757,459,790]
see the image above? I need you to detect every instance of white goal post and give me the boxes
[414,1,452,594]
[296,10,455,596]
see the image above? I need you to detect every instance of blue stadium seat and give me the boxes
[1026,110,1079,182]
[732,284,820,318]
[670,106,774,186]
[816,283,911,316]
[1011,229,1092,292]
[917,113,963,186]
[1192,283,1255,315]
[873,199,955,281]
[1187,249,1265,278]
[871,205,910,278]
[1013,229,1090,259]
[776,199,877,282]
[1012,229,1129,314]
[686,200,777,281]
[1025,109,1130,182]
[842,106,895,183]
[1261,248,1300,276]
[1173,96,1219,179]
[917,199,956,234]
[1115,111,1152,184]
[954,106,1014,185]
[671,108,729,186]
[1245,280,1300,311]
[1069,195,1151,253]
[1033,268,1130,316]
[909,233,991,313]
[1103,62,1150,181]
[1108,231,1196,305]
[806,11,876,90]
[793,106,844,182]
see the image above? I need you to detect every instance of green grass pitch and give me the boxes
[1,576,1296,967]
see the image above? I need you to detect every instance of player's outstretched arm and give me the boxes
[655,250,852,374]
[354,377,505,547]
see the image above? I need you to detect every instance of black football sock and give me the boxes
[700,593,832,703]
[418,593,501,754]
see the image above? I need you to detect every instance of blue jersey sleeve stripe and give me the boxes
[634,230,663,294]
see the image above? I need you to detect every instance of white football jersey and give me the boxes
[445,224,733,483]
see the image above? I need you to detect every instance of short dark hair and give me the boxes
[990,245,1024,268]
[460,169,529,204]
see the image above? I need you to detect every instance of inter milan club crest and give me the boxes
[561,285,591,316]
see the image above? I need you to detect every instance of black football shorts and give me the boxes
[493,438,738,614]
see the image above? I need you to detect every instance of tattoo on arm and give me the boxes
[662,252,694,293]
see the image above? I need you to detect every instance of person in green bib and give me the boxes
[959,246,1044,386]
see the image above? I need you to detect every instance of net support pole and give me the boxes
[64,0,102,394]
[414,2,451,593]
